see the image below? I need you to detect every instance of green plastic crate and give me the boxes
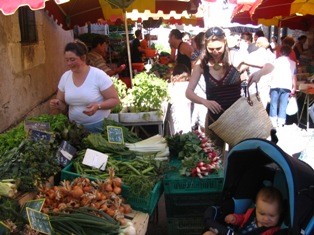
[163,160,224,194]
[165,192,222,217]
[167,216,204,235]
[61,162,162,215]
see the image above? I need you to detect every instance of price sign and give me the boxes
[26,208,52,235]
[24,120,50,133]
[82,149,109,171]
[107,126,124,144]
[29,129,54,143]
[56,141,77,167]
[21,198,45,220]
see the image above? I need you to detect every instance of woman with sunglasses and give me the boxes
[186,27,273,151]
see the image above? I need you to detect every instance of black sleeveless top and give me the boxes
[176,42,191,72]
[204,64,241,123]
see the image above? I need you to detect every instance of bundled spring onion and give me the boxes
[49,207,121,235]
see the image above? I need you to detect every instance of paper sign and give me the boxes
[26,208,52,235]
[107,126,124,144]
[56,141,77,167]
[21,198,45,220]
[82,149,109,171]
[29,129,54,143]
[24,120,50,132]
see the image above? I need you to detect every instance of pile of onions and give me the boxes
[38,168,132,225]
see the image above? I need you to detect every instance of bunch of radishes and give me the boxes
[190,130,221,178]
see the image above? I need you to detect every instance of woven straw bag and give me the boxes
[208,86,273,147]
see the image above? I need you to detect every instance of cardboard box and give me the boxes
[125,210,149,235]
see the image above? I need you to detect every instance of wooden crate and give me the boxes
[125,210,150,235]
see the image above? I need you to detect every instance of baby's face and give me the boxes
[256,199,280,227]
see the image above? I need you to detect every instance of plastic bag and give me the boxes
[286,96,298,116]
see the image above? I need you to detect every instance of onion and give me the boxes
[112,177,122,188]
[104,183,113,192]
[71,185,84,199]
[122,204,132,214]
[106,208,115,217]
[119,205,125,214]
[113,186,122,195]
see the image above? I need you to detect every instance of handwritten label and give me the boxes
[107,126,124,144]
[24,120,50,133]
[29,129,54,143]
[56,141,77,167]
[82,149,109,171]
[21,198,45,220]
[26,208,52,235]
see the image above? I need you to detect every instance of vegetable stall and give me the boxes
[0,71,224,235]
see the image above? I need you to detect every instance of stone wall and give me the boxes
[0,10,73,132]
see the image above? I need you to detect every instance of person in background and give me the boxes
[276,36,297,63]
[140,34,150,50]
[191,32,205,67]
[190,32,207,132]
[131,29,145,63]
[240,37,275,108]
[269,45,297,128]
[87,34,125,77]
[248,30,265,53]
[293,35,308,61]
[204,187,283,235]
[50,40,120,133]
[270,36,278,53]
[168,29,193,73]
[182,32,192,45]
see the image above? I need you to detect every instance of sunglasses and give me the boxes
[205,27,225,39]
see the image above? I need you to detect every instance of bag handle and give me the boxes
[246,83,261,106]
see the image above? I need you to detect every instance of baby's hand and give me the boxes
[225,214,236,224]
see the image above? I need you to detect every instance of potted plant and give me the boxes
[108,77,128,122]
[120,72,169,122]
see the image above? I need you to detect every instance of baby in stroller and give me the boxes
[204,187,283,235]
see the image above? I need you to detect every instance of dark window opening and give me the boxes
[18,6,37,44]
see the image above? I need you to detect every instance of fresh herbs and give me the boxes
[0,140,60,192]
[122,72,169,113]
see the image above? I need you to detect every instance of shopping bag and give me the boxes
[286,96,298,116]
[208,86,273,147]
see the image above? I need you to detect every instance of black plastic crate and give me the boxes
[165,192,222,217]
[167,216,204,235]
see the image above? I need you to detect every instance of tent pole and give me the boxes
[124,9,133,85]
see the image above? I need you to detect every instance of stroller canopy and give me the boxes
[224,139,314,233]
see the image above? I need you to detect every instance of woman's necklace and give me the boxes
[213,61,222,71]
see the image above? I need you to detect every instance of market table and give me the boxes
[297,88,314,130]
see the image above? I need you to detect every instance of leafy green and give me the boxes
[122,72,169,113]
[111,77,128,113]
[0,124,26,156]
[0,140,60,192]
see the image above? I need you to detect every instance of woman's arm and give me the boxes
[50,90,67,113]
[83,85,120,116]
[248,63,274,87]
[186,62,223,114]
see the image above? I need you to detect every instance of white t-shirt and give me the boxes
[270,56,296,90]
[58,66,113,125]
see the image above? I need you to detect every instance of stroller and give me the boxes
[204,138,314,235]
